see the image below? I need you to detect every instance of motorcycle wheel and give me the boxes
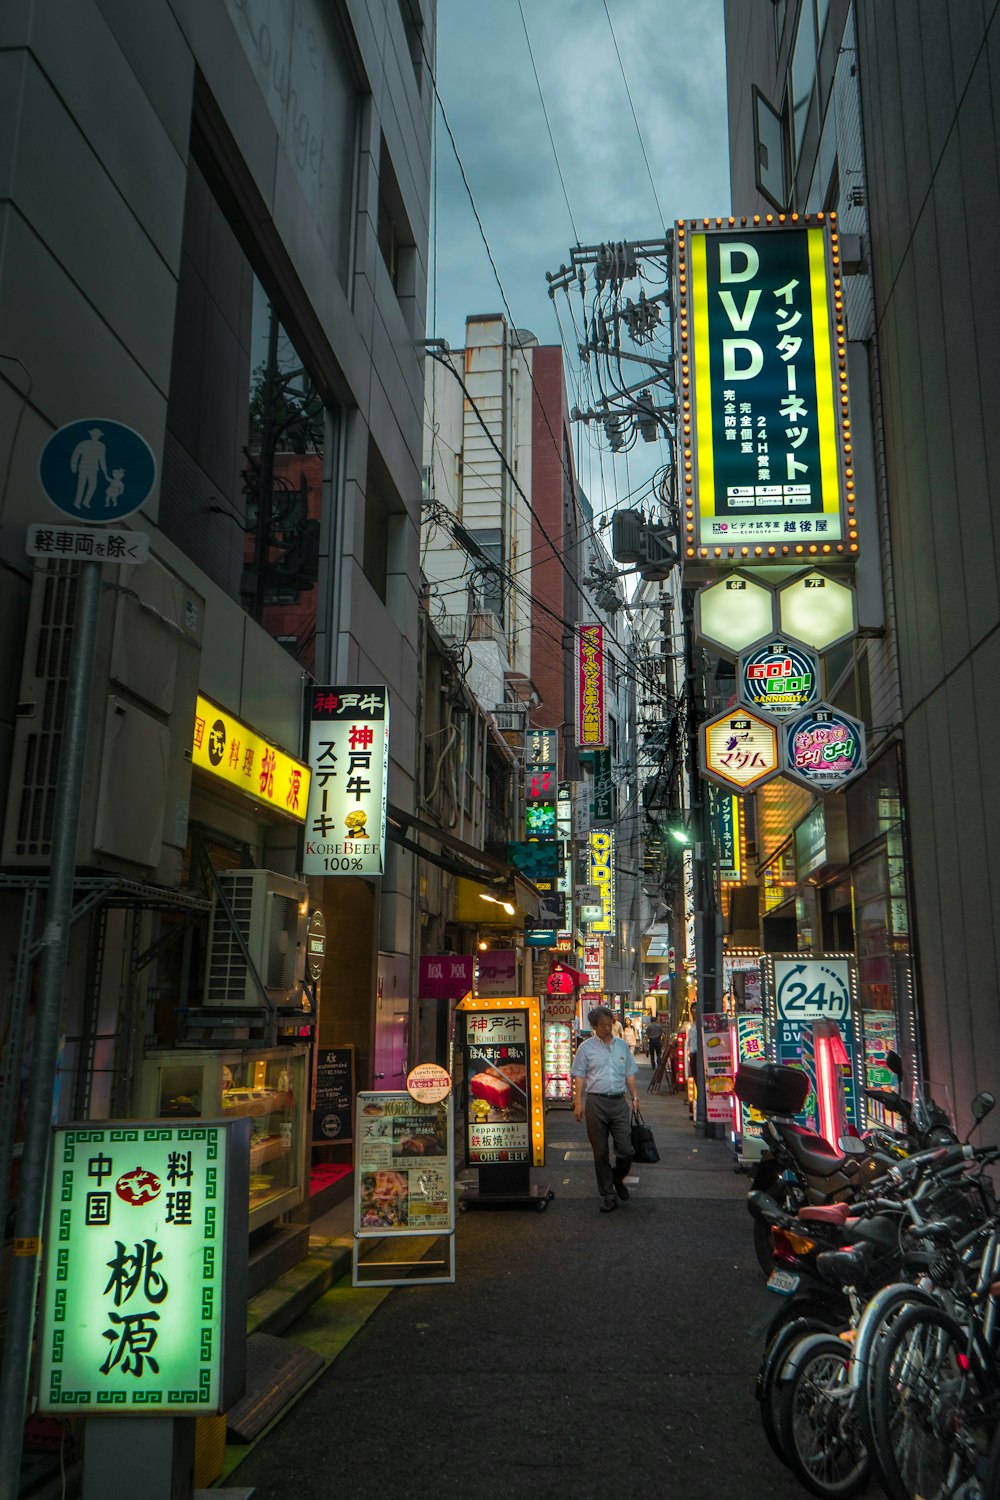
[750,1160,805,1274]
[776,1332,871,1499]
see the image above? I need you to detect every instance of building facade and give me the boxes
[722,0,1000,1117]
[0,0,435,1241]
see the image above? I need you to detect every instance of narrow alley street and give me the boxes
[231,1074,810,1500]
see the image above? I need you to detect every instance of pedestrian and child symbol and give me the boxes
[39,419,156,523]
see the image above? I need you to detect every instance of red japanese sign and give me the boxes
[576,624,606,749]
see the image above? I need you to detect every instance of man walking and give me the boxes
[572,1005,640,1213]
[645,1017,664,1074]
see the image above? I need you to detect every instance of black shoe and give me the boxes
[613,1176,630,1201]
[599,1197,618,1213]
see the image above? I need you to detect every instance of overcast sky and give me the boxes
[429,0,732,521]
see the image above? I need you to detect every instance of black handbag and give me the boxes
[630,1108,660,1164]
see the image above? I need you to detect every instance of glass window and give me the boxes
[790,0,818,157]
[753,85,789,210]
[243,282,325,668]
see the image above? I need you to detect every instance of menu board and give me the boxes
[464,1010,530,1164]
[543,1019,572,1102]
[312,1046,354,1143]
[702,1012,735,1124]
[354,1092,455,1237]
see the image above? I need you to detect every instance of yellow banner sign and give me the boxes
[192,695,310,822]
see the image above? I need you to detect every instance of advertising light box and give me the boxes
[37,1121,248,1414]
[676,217,857,563]
[457,996,545,1166]
[576,624,606,748]
[192,696,310,823]
[738,635,821,719]
[695,572,776,657]
[700,708,780,793]
[302,686,390,877]
[782,703,867,793]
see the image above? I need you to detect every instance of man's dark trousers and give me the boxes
[648,1037,661,1072]
[584,1093,632,1201]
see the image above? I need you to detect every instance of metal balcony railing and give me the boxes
[435,610,507,648]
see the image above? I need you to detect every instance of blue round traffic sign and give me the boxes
[39,419,156,522]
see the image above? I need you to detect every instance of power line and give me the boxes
[516,1,580,243]
[600,0,667,233]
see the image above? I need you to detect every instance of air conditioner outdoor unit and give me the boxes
[204,869,307,1007]
[1,556,203,885]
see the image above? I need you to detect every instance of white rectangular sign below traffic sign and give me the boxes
[26,523,149,563]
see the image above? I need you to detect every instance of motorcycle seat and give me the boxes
[782,1123,855,1177]
[798,1202,852,1224]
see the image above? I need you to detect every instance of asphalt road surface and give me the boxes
[232,1076,823,1499]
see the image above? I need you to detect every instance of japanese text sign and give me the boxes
[302,686,390,877]
[576,624,606,748]
[38,1121,248,1414]
[592,747,614,826]
[355,1094,454,1235]
[192,695,310,823]
[457,995,545,1166]
[677,219,856,561]
[782,703,867,793]
[525,728,558,765]
[715,791,743,883]
[588,829,615,935]
[476,949,518,998]
[419,954,474,1001]
[700,708,780,793]
[739,636,821,719]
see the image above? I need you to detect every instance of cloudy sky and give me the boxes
[428,0,732,519]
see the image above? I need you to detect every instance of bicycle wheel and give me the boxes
[758,1312,838,1462]
[869,1303,985,1500]
[852,1284,933,1462]
[775,1331,870,1498]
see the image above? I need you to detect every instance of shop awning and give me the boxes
[551,960,588,986]
[386,804,540,921]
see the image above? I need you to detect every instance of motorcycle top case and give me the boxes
[734,1060,810,1115]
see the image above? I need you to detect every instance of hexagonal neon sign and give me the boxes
[781,703,867,793]
[694,571,777,658]
[738,634,822,721]
[700,707,781,794]
[778,571,857,653]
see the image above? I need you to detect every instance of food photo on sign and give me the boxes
[464,1011,530,1163]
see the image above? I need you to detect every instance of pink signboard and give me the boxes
[419,954,474,1001]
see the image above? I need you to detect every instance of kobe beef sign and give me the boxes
[457,996,545,1167]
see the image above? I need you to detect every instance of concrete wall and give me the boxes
[0,0,435,1094]
[856,1,1000,1111]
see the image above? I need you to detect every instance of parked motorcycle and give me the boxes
[736,1051,959,1273]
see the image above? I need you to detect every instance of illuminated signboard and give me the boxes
[592,747,614,826]
[525,728,559,765]
[584,941,604,990]
[695,572,776,657]
[588,829,615,935]
[456,995,545,1166]
[192,696,310,822]
[782,703,867,793]
[525,801,556,837]
[715,791,744,883]
[739,636,821,719]
[302,686,390,877]
[526,766,556,801]
[576,623,606,748]
[38,1121,247,1413]
[779,570,857,652]
[676,217,856,562]
[700,708,780,793]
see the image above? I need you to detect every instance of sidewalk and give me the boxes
[223,1064,811,1500]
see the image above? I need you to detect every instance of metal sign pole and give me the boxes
[0,559,102,1500]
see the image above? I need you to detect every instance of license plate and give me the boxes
[767,1269,799,1295]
